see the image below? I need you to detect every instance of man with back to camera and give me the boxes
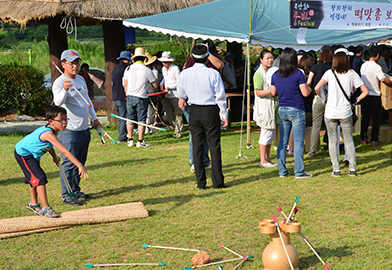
[112,50,132,143]
[123,47,159,148]
[177,44,228,189]
[360,45,392,146]
[52,49,101,206]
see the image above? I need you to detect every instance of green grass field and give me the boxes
[0,125,391,269]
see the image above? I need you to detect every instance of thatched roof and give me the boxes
[0,0,212,27]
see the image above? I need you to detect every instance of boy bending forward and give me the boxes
[14,106,88,218]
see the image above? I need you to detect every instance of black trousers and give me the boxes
[189,105,225,188]
[360,95,382,142]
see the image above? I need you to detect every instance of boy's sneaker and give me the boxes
[370,141,382,146]
[307,151,316,157]
[348,170,357,177]
[331,171,341,177]
[136,140,150,148]
[360,141,367,146]
[295,172,313,179]
[127,138,134,147]
[280,172,291,178]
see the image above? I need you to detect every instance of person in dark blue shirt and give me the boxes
[112,51,132,142]
[351,46,364,76]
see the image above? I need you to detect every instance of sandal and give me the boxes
[26,202,41,215]
[38,206,60,218]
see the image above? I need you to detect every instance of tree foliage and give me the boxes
[0,63,51,116]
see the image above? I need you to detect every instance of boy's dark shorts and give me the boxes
[14,150,48,187]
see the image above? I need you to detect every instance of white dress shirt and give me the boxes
[160,63,181,98]
[177,63,228,119]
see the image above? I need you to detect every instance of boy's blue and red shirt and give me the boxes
[15,125,54,160]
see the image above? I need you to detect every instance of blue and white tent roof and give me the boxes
[123,0,392,50]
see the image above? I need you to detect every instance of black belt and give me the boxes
[189,104,218,107]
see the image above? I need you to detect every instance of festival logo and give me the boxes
[290,0,324,29]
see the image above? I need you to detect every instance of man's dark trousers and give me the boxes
[361,95,382,142]
[189,104,224,189]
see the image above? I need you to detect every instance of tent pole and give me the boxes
[246,0,254,149]
[246,42,252,149]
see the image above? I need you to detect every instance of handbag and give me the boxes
[331,69,358,125]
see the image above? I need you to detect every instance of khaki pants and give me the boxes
[309,96,325,153]
[166,97,184,135]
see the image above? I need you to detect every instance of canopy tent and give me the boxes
[123,0,392,51]
[123,0,392,149]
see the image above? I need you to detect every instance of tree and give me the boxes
[174,36,195,61]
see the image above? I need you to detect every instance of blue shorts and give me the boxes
[126,95,149,124]
[14,150,47,187]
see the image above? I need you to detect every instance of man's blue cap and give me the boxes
[117,51,132,60]
[225,52,235,58]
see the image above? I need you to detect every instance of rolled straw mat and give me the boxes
[0,202,148,239]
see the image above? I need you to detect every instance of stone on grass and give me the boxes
[191,251,210,266]
[15,115,35,121]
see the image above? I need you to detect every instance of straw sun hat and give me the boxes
[131,47,147,60]
[144,52,157,66]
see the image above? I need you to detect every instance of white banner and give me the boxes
[290,0,392,29]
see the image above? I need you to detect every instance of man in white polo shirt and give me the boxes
[177,44,228,189]
[360,46,392,146]
[123,47,159,148]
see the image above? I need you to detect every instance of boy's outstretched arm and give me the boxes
[40,131,89,180]
[48,148,61,166]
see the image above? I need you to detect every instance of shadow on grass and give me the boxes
[299,245,351,269]
[83,160,269,211]
[85,157,167,171]
[142,191,218,212]
[0,156,176,187]
[0,177,22,186]
[88,173,196,200]
[88,155,177,172]
[222,158,281,184]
